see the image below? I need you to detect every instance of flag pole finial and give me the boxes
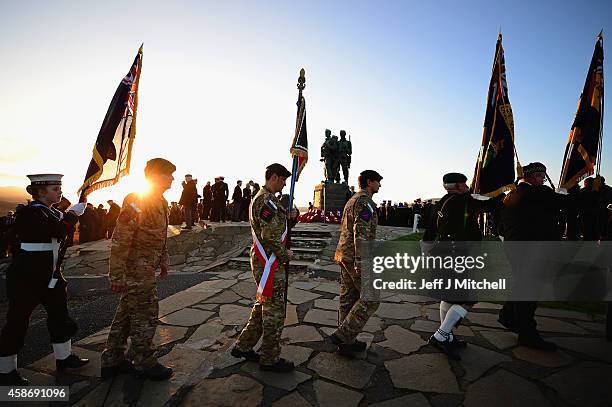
[298,68,306,92]
[498,26,502,40]
[597,29,603,40]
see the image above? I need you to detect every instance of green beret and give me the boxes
[266,163,292,178]
[145,158,177,177]
[521,162,547,177]
[443,172,467,184]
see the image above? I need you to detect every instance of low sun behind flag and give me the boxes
[78,45,143,198]
[471,33,518,197]
[290,68,308,181]
[559,33,604,189]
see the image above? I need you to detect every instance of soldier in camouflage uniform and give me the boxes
[101,158,176,381]
[231,163,298,373]
[330,170,382,358]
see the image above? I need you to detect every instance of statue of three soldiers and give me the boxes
[321,129,352,184]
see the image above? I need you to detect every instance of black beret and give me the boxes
[521,162,547,177]
[145,158,177,177]
[443,172,467,184]
[359,170,383,182]
[266,163,292,178]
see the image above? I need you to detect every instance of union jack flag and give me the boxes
[78,45,143,198]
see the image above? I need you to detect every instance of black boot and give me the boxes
[259,358,294,373]
[518,334,557,351]
[231,347,260,362]
[0,370,29,386]
[139,363,173,381]
[56,354,90,372]
[328,332,343,346]
[336,343,357,359]
[429,335,461,360]
[101,360,135,379]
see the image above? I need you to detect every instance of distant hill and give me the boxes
[0,186,28,215]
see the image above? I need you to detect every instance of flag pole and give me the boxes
[285,69,306,308]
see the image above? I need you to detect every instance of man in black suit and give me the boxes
[232,180,243,221]
[241,181,252,222]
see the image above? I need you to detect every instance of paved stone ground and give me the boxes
[13,223,612,406]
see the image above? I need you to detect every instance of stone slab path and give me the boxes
[14,223,611,406]
[22,265,610,407]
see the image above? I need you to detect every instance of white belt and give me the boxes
[21,243,56,251]
[20,238,60,288]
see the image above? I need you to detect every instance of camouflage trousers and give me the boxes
[235,255,286,365]
[101,277,159,369]
[334,261,379,343]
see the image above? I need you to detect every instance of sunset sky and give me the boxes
[1,1,611,207]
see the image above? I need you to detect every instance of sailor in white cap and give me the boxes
[0,174,89,385]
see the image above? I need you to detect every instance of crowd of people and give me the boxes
[172,175,261,229]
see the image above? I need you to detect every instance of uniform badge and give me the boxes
[261,207,274,221]
[118,206,138,223]
[261,199,277,221]
[359,208,372,221]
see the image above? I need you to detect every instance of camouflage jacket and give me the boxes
[250,186,295,266]
[335,190,378,266]
[109,192,168,283]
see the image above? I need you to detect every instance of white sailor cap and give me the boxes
[27,174,63,186]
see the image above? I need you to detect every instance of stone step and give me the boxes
[291,237,332,243]
[229,257,315,268]
[291,230,334,238]
[238,246,323,261]
[293,247,323,254]
[240,246,323,254]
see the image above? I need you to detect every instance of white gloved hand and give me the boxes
[555,187,568,195]
[68,202,86,216]
[471,194,491,201]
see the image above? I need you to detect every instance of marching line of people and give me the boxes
[1,158,610,386]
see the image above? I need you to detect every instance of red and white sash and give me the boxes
[252,224,288,301]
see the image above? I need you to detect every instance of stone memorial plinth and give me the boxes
[313,182,350,213]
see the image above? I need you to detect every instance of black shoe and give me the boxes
[0,370,29,386]
[450,337,468,348]
[348,339,368,352]
[336,343,357,359]
[429,335,461,360]
[329,332,343,346]
[101,360,135,379]
[56,354,90,372]
[518,335,557,351]
[139,363,173,381]
[231,347,260,362]
[259,358,294,373]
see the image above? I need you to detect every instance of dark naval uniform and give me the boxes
[0,201,79,358]
[0,174,89,386]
